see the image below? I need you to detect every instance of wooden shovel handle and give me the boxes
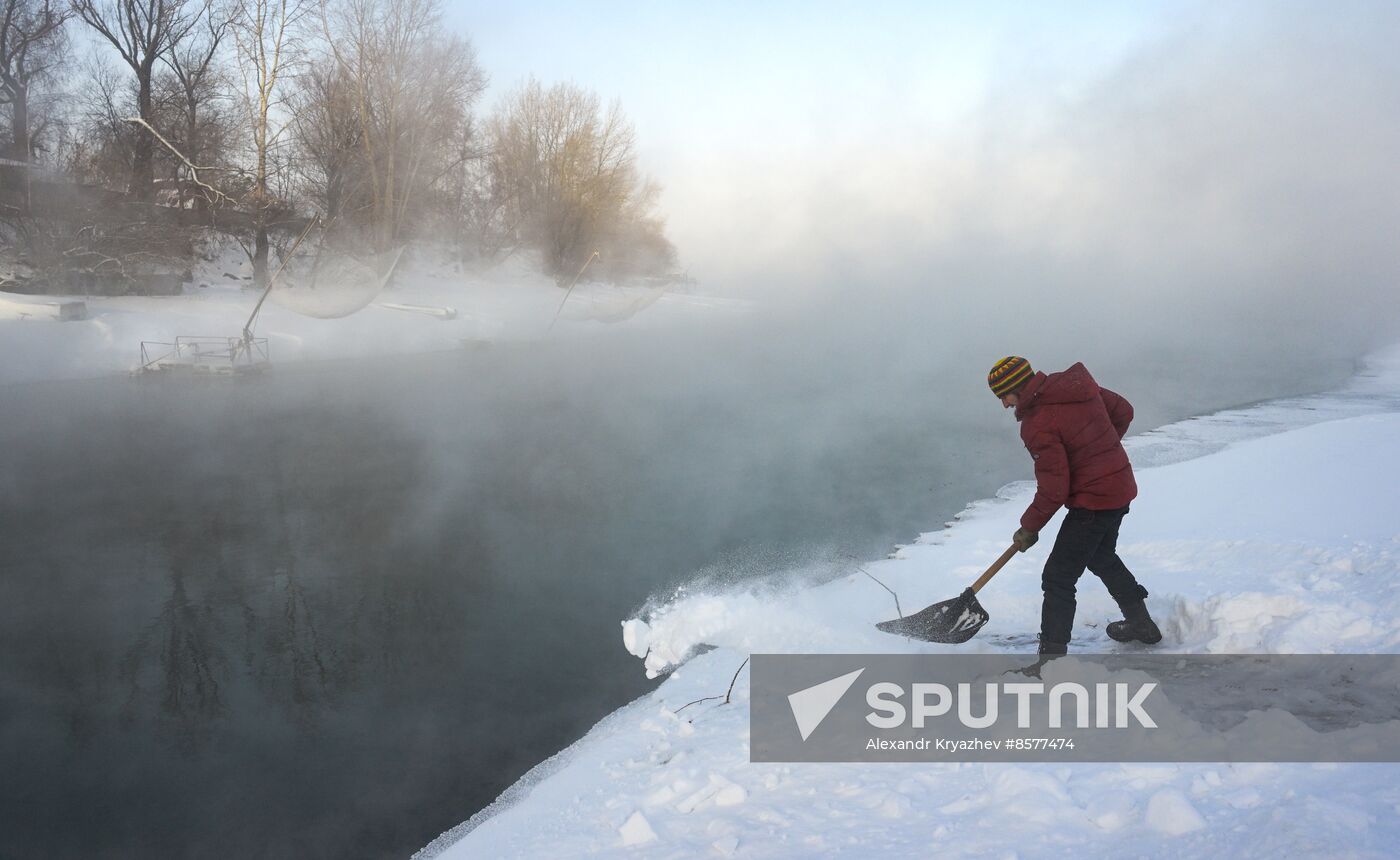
[970,544,1021,594]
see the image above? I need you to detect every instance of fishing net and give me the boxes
[268,249,401,320]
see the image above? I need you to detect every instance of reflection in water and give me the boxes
[0,340,1355,858]
[109,405,441,751]
[121,566,229,749]
[1,360,682,858]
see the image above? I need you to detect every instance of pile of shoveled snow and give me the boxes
[420,346,1400,859]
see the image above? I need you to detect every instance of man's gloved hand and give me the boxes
[1013,527,1039,552]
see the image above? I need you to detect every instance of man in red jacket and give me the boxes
[987,356,1161,654]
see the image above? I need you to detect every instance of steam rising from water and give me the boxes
[664,3,1400,368]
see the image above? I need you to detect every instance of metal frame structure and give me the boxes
[139,335,270,376]
[135,216,322,379]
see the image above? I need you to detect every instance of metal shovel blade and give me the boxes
[876,587,990,644]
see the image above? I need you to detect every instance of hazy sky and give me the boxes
[446,1,1400,358]
[451,2,1180,276]
[459,1,1166,146]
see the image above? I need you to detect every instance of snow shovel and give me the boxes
[876,544,1020,643]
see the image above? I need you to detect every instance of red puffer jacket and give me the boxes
[1014,363,1137,531]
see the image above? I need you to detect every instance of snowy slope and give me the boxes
[420,345,1400,859]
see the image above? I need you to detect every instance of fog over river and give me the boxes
[0,311,1373,857]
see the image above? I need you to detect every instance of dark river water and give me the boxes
[0,324,1357,858]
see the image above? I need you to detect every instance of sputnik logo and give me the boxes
[787,668,865,741]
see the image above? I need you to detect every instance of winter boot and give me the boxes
[1107,600,1162,644]
[1037,638,1068,656]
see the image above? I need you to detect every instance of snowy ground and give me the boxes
[0,243,742,385]
[420,345,1400,859]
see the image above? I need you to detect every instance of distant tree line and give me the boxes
[0,0,676,284]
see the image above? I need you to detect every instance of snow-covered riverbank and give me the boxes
[421,345,1400,859]
[0,249,739,385]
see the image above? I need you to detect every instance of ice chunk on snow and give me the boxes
[714,781,747,808]
[1144,789,1206,836]
[876,792,912,819]
[621,619,650,659]
[619,810,657,846]
[676,774,746,813]
[1084,793,1136,831]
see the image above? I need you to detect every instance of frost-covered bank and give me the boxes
[421,345,1400,859]
[0,248,738,385]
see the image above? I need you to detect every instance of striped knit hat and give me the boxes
[987,356,1033,397]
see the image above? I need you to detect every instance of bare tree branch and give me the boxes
[674,658,750,715]
[122,115,243,205]
[1,0,71,161]
[71,0,205,198]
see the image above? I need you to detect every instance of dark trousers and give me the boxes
[1040,505,1148,646]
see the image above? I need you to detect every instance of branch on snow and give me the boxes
[674,657,749,715]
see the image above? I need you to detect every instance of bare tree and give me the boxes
[432,117,500,260]
[596,176,676,282]
[488,79,672,281]
[70,0,204,201]
[71,52,144,185]
[230,0,308,285]
[158,0,232,208]
[287,58,360,223]
[320,0,485,250]
[0,0,70,164]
